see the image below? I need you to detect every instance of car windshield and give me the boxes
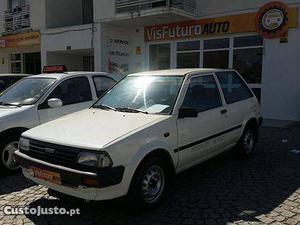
[0,78,56,106]
[93,76,184,115]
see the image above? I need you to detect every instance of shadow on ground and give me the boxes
[25,126,300,225]
[0,173,36,195]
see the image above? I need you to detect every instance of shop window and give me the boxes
[203,38,229,69]
[233,35,263,84]
[204,38,229,50]
[234,35,263,48]
[203,50,229,69]
[177,41,200,68]
[149,44,171,70]
[10,54,22,73]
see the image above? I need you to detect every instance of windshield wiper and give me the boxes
[0,102,21,107]
[116,107,148,114]
[93,104,116,111]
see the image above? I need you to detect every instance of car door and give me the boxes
[215,71,256,143]
[177,75,229,170]
[38,76,94,124]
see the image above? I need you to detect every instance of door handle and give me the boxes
[221,109,227,114]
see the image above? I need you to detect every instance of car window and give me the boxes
[47,77,92,106]
[93,76,116,97]
[216,71,253,104]
[182,75,223,112]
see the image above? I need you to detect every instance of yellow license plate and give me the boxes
[29,167,62,185]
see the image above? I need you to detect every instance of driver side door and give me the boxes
[177,75,229,170]
[38,76,93,124]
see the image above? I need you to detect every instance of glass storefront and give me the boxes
[149,35,263,99]
[10,52,41,74]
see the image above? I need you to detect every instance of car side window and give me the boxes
[93,76,116,97]
[216,71,253,104]
[182,75,223,112]
[47,77,92,106]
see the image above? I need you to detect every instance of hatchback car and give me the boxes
[0,70,121,173]
[15,69,261,209]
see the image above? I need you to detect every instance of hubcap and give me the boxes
[243,130,255,154]
[1,141,19,170]
[141,165,165,203]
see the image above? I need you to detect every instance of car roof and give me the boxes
[129,68,234,77]
[27,72,123,81]
[0,74,29,77]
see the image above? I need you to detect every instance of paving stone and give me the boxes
[0,126,300,225]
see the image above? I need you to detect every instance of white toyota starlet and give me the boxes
[15,68,261,209]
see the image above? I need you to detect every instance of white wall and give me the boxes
[45,0,82,29]
[46,52,84,71]
[94,0,115,22]
[98,23,146,74]
[261,5,300,121]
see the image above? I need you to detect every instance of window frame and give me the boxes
[181,74,224,114]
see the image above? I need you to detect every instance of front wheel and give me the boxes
[236,126,257,157]
[0,135,21,174]
[127,157,170,211]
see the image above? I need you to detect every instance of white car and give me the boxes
[15,69,261,209]
[0,69,121,173]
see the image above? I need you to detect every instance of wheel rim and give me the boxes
[1,141,19,170]
[243,130,255,154]
[141,165,165,204]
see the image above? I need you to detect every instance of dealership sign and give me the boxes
[0,32,40,49]
[144,2,297,42]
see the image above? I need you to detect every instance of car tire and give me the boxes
[127,156,170,211]
[236,125,257,157]
[0,134,21,174]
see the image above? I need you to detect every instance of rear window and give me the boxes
[216,71,253,104]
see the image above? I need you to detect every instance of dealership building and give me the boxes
[0,0,300,121]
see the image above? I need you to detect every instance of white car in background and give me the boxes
[15,69,261,210]
[0,67,121,173]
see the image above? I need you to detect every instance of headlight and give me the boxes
[77,151,113,168]
[19,138,29,151]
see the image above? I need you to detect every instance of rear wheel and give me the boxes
[236,126,257,157]
[128,157,170,211]
[0,134,21,174]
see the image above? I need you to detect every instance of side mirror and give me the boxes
[178,107,198,119]
[47,98,63,108]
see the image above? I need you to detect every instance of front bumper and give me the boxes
[15,150,126,200]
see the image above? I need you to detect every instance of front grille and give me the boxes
[21,139,80,169]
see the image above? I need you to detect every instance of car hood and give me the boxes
[23,109,167,150]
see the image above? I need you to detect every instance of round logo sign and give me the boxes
[256,2,289,39]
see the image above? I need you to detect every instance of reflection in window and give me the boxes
[203,51,229,69]
[176,41,200,68]
[216,71,253,104]
[182,75,222,112]
[149,44,171,70]
[233,48,263,84]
